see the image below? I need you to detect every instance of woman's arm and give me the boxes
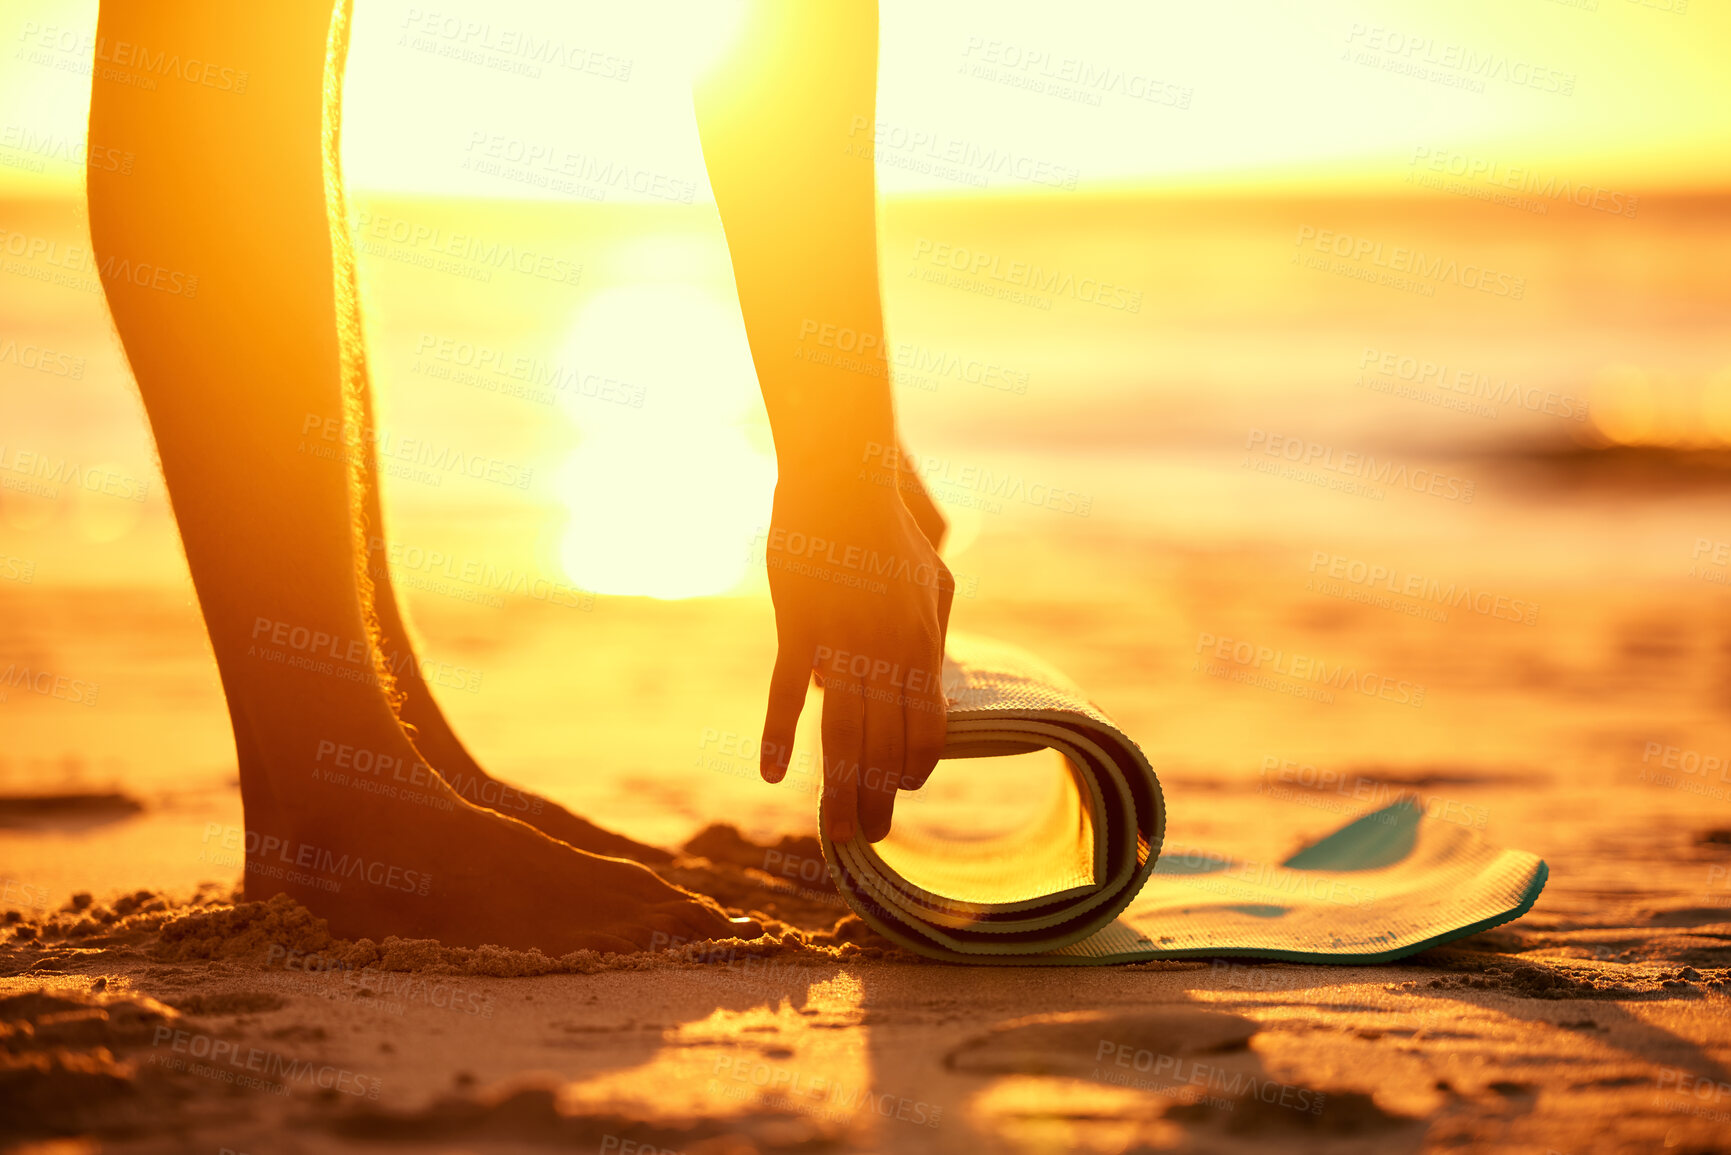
[694,0,952,844]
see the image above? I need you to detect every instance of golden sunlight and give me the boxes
[553,282,776,599]
[9,0,1731,1150]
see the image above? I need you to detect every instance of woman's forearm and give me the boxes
[693,0,896,491]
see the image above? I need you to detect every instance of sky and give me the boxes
[2,0,1728,202]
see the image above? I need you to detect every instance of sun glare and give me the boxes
[670,0,749,86]
[553,283,776,599]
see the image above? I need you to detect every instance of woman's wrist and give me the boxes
[774,437,903,504]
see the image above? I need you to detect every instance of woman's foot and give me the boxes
[237,726,750,954]
[243,695,675,865]
[398,738,674,865]
[382,636,674,864]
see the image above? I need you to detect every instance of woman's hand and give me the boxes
[759,475,954,844]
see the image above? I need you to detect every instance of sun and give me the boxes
[553,282,776,600]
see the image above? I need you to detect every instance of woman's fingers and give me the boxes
[761,629,813,783]
[859,660,904,840]
[934,557,956,633]
[760,488,955,845]
[820,669,864,843]
[900,614,951,791]
[859,685,903,842]
[902,677,948,791]
[858,778,896,844]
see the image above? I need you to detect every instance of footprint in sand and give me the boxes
[945,1007,1421,1148]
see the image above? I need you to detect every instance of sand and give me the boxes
[6,190,1731,1151]
[4,812,1731,1154]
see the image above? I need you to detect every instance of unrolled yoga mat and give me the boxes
[819,634,1548,965]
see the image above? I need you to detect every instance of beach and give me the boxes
[4,185,1731,1151]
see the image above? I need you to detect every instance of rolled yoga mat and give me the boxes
[818,634,1548,965]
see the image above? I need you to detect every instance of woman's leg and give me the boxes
[349,423,672,863]
[87,0,737,951]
